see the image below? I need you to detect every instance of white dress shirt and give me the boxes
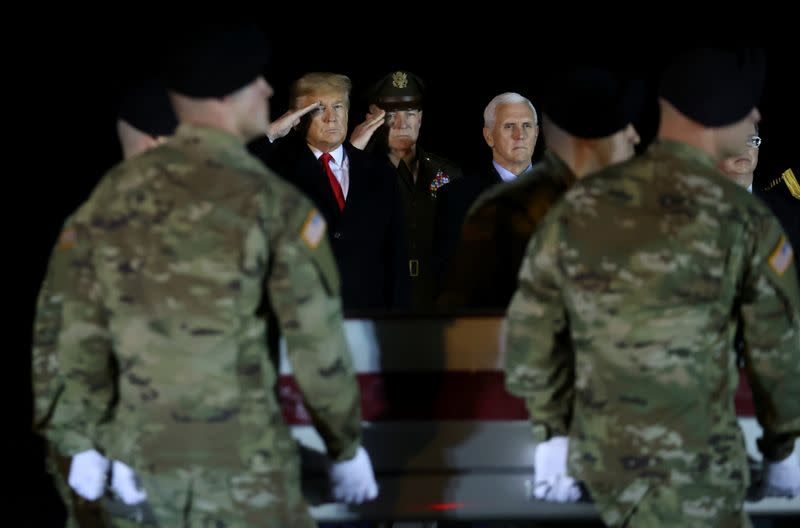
[493,160,532,183]
[311,144,350,198]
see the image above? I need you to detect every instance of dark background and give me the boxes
[23,19,798,525]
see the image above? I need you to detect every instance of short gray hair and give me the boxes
[483,92,537,128]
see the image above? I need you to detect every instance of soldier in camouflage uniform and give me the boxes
[33,78,177,528]
[351,71,465,312]
[505,48,800,527]
[34,25,377,527]
[439,72,642,311]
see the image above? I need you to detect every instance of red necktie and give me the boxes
[320,152,345,210]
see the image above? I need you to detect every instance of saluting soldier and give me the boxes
[352,70,465,312]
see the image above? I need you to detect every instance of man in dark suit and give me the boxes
[428,92,542,295]
[260,72,410,314]
[439,71,642,311]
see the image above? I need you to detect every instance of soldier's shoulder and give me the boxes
[578,152,647,184]
[100,142,192,187]
[255,165,319,228]
[467,180,506,217]
[571,150,776,229]
[72,156,144,219]
[260,164,311,201]
[472,164,559,211]
[520,162,568,194]
[155,142,275,195]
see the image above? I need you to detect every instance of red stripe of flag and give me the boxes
[278,370,755,424]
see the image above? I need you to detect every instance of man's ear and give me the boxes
[483,126,494,148]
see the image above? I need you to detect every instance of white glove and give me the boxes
[329,446,379,504]
[532,436,582,502]
[110,460,148,505]
[764,454,800,498]
[68,449,110,501]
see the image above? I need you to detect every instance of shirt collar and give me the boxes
[493,160,531,182]
[310,144,345,166]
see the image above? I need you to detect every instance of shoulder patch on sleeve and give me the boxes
[58,226,77,251]
[768,235,794,276]
[300,210,326,249]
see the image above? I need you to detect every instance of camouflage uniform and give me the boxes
[35,124,363,527]
[34,243,118,527]
[505,140,800,527]
[439,150,575,311]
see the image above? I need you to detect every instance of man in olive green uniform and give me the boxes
[352,71,464,311]
[505,48,800,527]
[34,25,378,527]
[439,71,642,310]
[33,78,178,528]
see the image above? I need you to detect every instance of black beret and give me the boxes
[161,24,269,98]
[117,79,177,137]
[659,47,765,127]
[367,71,425,111]
[540,67,645,139]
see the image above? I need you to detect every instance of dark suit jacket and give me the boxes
[258,134,410,314]
[479,161,506,191]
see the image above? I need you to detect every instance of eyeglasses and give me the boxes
[746,135,761,149]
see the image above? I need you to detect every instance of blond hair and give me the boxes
[290,72,352,109]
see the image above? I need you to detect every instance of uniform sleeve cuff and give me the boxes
[329,440,360,463]
[49,429,95,457]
